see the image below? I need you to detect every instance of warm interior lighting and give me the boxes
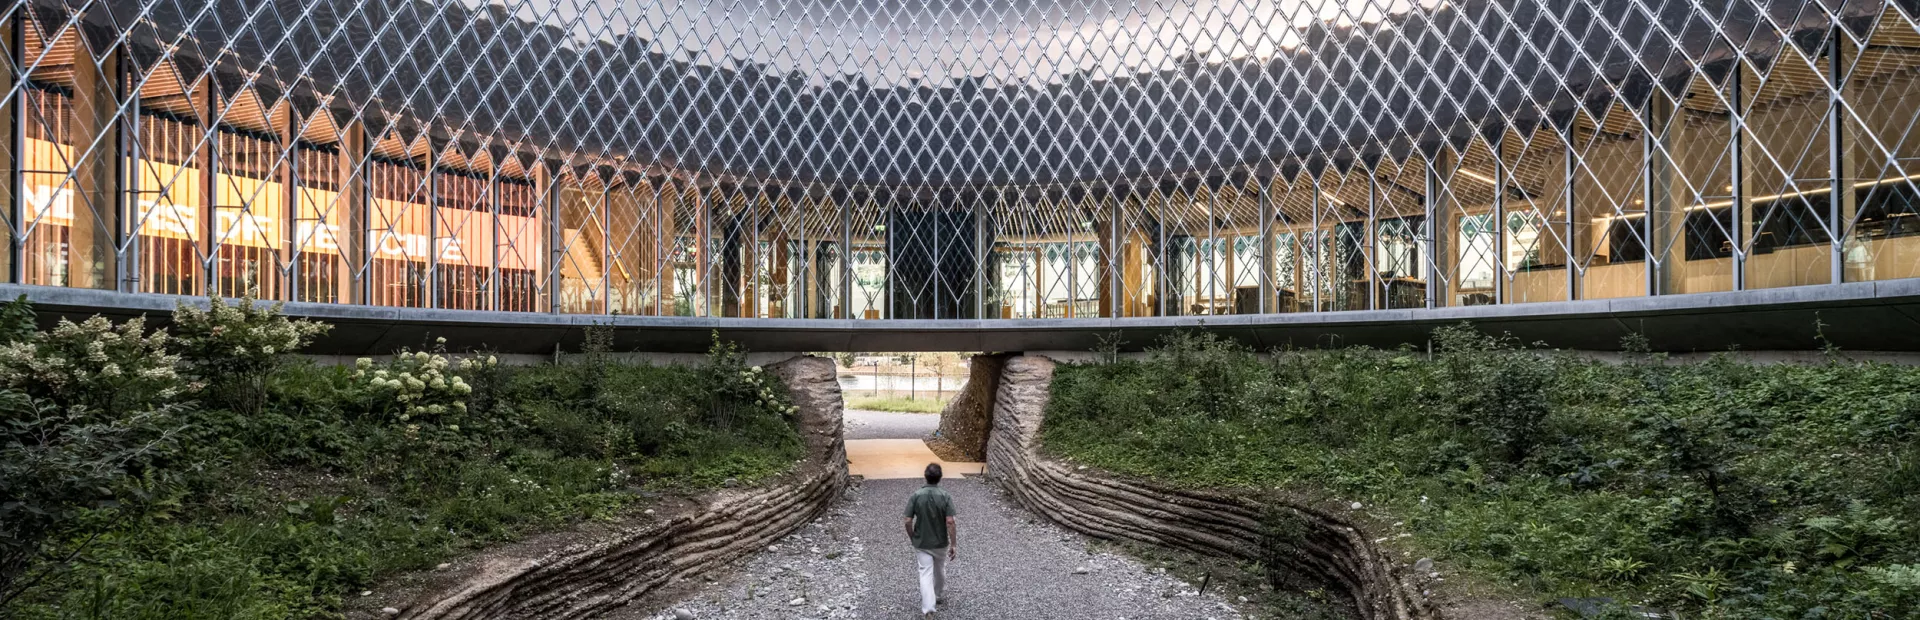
[1456,168,1498,186]
[1690,172,1920,210]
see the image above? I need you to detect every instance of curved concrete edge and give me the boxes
[392,355,849,620]
[7,280,1920,353]
[982,355,1438,620]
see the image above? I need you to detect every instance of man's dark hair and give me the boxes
[924,463,943,485]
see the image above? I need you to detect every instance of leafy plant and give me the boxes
[0,315,186,414]
[170,295,330,415]
[351,341,472,428]
[0,392,184,606]
[1041,324,1920,619]
[0,295,37,346]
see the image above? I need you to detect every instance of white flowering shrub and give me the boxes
[171,295,330,414]
[699,333,797,427]
[0,315,186,414]
[352,341,474,426]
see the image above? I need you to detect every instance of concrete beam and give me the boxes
[4,280,1918,354]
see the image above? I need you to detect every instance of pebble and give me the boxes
[673,609,695,620]
[1413,557,1434,573]
[380,607,400,616]
[608,413,1250,620]
[435,562,451,570]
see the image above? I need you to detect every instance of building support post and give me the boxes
[1730,66,1746,291]
[1310,174,1323,312]
[6,14,20,285]
[1828,27,1847,285]
[1645,92,1678,297]
[839,188,853,320]
[1367,171,1380,310]
[1493,135,1507,305]
[545,164,562,313]
[1423,157,1441,308]
[1257,176,1274,314]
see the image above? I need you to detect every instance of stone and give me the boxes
[381,607,401,616]
[1073,566,1091,574]
[788,597,807,606]
[360,591,373,597]
[435,563,451,570]
[674,608,696,620]
[1413,558,1434,573]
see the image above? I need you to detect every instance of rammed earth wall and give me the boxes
[388,355,848,620]
[933,353,1009,461]
[984,355,1440,620]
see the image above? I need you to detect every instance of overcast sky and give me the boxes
[460,0,1435,87]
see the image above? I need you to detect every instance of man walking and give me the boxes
[903,463,957,618]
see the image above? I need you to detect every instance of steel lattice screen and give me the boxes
[2,0,1919,319]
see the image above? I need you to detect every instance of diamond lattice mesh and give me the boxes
[3,0,1919,319]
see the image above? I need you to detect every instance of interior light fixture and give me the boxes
[1691,171,1920,210]
[1457,169,1499,186]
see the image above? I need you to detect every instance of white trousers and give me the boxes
[914,547,948,614]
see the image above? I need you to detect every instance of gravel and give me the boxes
[844,409,941,440]
[627,478,1244,620]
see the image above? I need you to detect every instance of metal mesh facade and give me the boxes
[7,0,1920,320]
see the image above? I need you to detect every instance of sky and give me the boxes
[461,0,1438,87]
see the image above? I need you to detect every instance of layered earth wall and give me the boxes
[984,355,1441,620]
[387,355,848,620]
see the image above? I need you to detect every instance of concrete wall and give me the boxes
[9,279,1920,353]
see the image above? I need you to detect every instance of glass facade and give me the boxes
[5,0,1920,319]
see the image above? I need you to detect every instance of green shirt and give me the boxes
[903,484,957,550]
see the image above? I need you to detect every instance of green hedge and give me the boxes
[1042,328,1920,618]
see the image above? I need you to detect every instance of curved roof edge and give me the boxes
[5,282,1917,354]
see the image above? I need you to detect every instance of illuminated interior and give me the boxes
[7,0,1920,319]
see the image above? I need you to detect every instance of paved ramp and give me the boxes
[846,438,985,479]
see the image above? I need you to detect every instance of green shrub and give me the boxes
[1042,329,1920,619]
[0,295,37,345]
[2,320,803,618]
[170,295,330,416]
[0,393,185,606]
[0,315,186,414]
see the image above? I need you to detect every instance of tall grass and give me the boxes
[1043,328,1920,618]
[6,339,803,618]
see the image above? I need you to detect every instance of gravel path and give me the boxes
[844,409,941,440]
[627,478,1245,620]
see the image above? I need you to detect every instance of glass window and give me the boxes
[1685,207,1735,260]
[131,111,205,296]
[1607,216,1648,263]
[1854,182,1920,239]
[1752,194,1834,253]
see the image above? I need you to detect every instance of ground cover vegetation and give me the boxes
[0,298,803,618]
[1042,328,1920,619]
[845,394,948,413]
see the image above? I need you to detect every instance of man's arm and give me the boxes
[945,516,957,560]
[904,516,914,542]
